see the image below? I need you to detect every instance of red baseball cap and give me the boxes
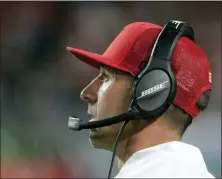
[67,22,212,118]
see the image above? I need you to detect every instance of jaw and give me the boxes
[88,129,118,152]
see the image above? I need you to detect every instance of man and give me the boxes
[67,21,215,178]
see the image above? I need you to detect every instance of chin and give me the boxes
[88,132,113,151]
[89,136,103,149]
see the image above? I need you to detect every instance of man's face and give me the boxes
[80,66,134,150]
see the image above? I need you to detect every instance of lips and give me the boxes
[88,112,95,120]
[89,119,97,122]
[87,112,99,132]
[88,118,98,132]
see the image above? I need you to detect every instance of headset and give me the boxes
[130,20,195,120]
[68,20,195,178]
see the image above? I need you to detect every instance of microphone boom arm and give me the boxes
[68,112,137,131]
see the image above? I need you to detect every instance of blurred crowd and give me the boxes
[1,2,221,178]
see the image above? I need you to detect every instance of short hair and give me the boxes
[164,90,211,137]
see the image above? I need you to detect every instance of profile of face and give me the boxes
[80,65,135,151]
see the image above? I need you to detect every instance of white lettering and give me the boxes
[137,81,169,100]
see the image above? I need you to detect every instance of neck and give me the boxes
[115,119,181,170]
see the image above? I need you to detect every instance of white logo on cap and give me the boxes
[209,72,212,83]
[172,20,182,29]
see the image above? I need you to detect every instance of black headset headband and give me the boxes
[138,20,195,78]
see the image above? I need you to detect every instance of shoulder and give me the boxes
[115,141,215,178]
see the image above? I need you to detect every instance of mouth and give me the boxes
[87,113,100,132]
[87,113,98,124]
[89,119,97,123]
[88,113,95,121]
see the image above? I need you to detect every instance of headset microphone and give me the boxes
[68,111,137,131]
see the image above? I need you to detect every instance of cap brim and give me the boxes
[66,46,133,75]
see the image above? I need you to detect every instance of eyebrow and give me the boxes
[100,65,131,76]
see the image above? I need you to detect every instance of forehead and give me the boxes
[100,65,131,76]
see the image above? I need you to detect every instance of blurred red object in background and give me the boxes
[1,159,84,178]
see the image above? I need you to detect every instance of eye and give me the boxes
[98,71,110,82]
[101,72,110,82]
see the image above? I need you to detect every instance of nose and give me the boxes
[80,78,101,103]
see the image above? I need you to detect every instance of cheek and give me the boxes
[100,79,115,92]
[97,81,132,119]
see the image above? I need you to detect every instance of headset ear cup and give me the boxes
[133,70,172,114]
